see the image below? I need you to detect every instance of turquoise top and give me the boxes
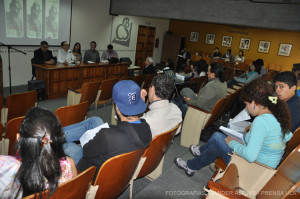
[228,114,292,168]
[237,71,259,84]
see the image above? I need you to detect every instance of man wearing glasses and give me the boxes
[57,41,75,64]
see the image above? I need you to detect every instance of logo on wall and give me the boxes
[112,17,132,47]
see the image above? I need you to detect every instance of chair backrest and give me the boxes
[205,97,227,128]
[80,81,101,105]
[224,61,235,68]
[282,127,300,160]
[6,90,37,122]
[98,79,118,101]
[94,148,144,199]
[236,62,249,72]
[142,73,156,89]
[5,116,24,155]
[119,76,133,81]
[23,166,96,199]
[133,75,146,87]
[257,145,300,199]
[137,123,181,179]
[191,76,207,93]
[55,101,89,127]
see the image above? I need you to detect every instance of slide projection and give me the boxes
[0,0,72,46]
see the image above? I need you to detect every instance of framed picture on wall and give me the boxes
[278,44,292,56]
[239,38,251,50]
[205,33,215,45]
[258,41,271,53]
[221,36,232,47]
[190,32,199,42]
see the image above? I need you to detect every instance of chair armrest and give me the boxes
[68,87,80,94]
[207,181,249,199]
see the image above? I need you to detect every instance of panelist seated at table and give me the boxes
[33,41,56,64]
[101,44,118,61]
[57,41,75,64]
[84,41,100,63]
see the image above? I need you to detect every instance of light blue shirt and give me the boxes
[237,71,259,84]
[228,114,292,168]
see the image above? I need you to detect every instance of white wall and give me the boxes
[0,0,170,87]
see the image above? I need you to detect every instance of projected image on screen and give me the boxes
[5,0,24,38]
[45,0,59,39]
[27,0,42,38]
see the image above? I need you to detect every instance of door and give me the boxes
[135,25,156,69]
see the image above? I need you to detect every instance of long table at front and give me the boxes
[33,62,129,99]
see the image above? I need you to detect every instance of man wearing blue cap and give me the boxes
[62,80,152,174]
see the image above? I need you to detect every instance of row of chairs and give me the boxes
[23,123,181,199]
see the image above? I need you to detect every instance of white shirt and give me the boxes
[141,100,182,138]
[57,49,75,63]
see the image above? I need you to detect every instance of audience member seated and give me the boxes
[235,50,245,64]
[274,71,300,132]
[164,58,175,70]
[227,59,261,88]
[83,41,100,63]
[33,41,56,64]
[292,63,300,97]
[141,57,156,75]
[257,58,266,77]
[140,75,182,138]
[222,49,234,62]
[62,80,152,175]
[0,107,77,198]
[172,62,227,116]
[101,44,118,61]
[174,79,292,176]
[177,46,191,72]
[186,61,200,79]
[211,47,222,58]
[198,59,208,77]
[72,42,82,62]
[57,41,75,64]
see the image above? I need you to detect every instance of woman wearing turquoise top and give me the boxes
[174,79,292,176]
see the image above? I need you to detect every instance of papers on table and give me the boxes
[79,123,109,147]
[220,126,245,145]
[87,61,95,63]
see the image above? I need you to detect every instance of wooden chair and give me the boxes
[236,62,249,73]
[133,75,146,87]
[180,98,227,147]
[95,78,118,109]
[202,56,212,64]
[206,145,300,199]
[244,59,253,67]
[5,116,24,155]
[67,81,101,106]
[262,70,280,82]
[191,76,207,93]
[0,96,3,123]
[55,101,89,127]
[23,166,96,199]
[119,76,133,81]
[1,90,37,124]
[129,123,182,198]
[93,148,145,199]
[191,54,202,61]
[141,73,156,89]
[282,127,300,160]
[224,61,235,68]
[213,58,224,65]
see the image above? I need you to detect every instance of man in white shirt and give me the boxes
[57,41,75,64]
[140,75,182,138]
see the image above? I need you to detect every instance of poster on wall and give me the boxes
[239,38,251,50]
[258,41,271,53]
[222,36,232,47]
[205,33,215,45]
[278,44,292,57]
[190,32,199,42]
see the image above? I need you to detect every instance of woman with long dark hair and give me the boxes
[175,79,292,176]
[0,107,77,198]
[72,42,82,62]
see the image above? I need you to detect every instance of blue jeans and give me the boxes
[172,96,188,116]
[63,117,104,165]
[187,132,233,170]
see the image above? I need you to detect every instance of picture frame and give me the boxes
[205,33,215,45]
[278,43,292,57]
[190,32,199,42]
[258,41,271,53]
[239,38,251,50]
[221,35,232,47]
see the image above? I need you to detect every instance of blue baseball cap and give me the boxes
[112,80,146,116]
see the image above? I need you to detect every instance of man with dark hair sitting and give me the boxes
[62,80,152,174]
[274,71,300,132]
[140,75,182,138]
[173,62,227,116]
[33,41,56,64]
